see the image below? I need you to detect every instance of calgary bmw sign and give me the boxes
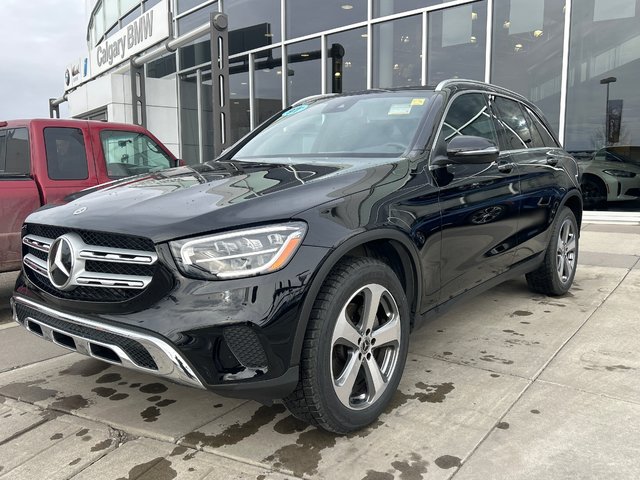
[92,0,169,76]
[64,0,169,90]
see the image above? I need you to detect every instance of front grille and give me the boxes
[223,325,268,370]
[22,223,158,303]
[15,302,158,370]
[27,224,154,251]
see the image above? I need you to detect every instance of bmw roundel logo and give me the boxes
[48,236,75,290]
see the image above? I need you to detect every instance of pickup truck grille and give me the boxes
[22,224,158,303]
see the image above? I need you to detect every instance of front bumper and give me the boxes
[11,295,205,389]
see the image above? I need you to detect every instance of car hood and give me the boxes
[27,157,409,243]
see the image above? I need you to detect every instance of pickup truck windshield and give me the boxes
[101,130,173,178]
[234,92,435,159]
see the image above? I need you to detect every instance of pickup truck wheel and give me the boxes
[283,257,410,434]
[526,207,579,296]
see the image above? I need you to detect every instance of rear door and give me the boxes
[490,95,570,264]
[434,92,521,303]
[38,125,99,204]
[0,127,40,272]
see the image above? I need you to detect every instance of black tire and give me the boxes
[526,207,579,296]
[581,176,607,210]
[283,257,410,434]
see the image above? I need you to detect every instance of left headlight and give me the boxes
[602,169,636,178]
[169,222,307,279]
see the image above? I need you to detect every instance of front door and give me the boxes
[432,92,521,303]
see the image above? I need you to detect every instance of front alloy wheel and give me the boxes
[284,257,410,433]
[331,284,401,410]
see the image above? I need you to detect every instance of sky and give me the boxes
[0,0,88,119]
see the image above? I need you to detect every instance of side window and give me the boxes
[3,128,31,176]
[44,128,89,180]
[440,93,498,145]
[524,106,558,148]
[0,130,6,172]
[101,130,172,178]
[491,96,533,151]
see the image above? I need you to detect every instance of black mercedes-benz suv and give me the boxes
[11,80,582,433]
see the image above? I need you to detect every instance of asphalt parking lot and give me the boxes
[1,222,639,480]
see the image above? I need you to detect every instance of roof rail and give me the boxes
[434,78,489,91]
[291,93,339,106]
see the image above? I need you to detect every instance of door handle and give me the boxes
[546,155,559,166]
[498,163,515,173]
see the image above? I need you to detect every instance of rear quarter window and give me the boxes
[0,128,31,176]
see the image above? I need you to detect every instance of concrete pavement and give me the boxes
[0,223,638,479]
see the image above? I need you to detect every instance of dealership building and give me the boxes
[62,0,639,173]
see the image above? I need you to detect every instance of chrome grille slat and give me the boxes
[23,235,52,252]
[24,254,48,277]
[76,272,151,289]
[78,247,157,265]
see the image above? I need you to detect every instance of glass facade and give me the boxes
[84,0,640,211]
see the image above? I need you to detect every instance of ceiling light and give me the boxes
[514,43,523,52]
[265,33,274,37]
[393,63,400,70]
[503,20,510,29]
[334,72,342,77]
[533,29,543,37]
[241,82,247,85]
[341,4,353,9]
[361,33,368,38]
[344,61,352,68]
[301,53,310,57]
[470,36,477,43]
[471,12,478,20]
[276,70,282,75]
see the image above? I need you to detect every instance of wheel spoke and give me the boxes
[363,356,386,403]
[334,353,362,406]
[566,237,576,254]
[331,310,361,348]
[558,255,565,278]
[372,316,401,348]
[362,284,386,334]
[565,257,573,277]
[562,223,570,244]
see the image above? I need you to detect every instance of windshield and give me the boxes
[233,92,436,159]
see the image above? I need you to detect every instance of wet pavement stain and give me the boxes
[584,364,635,372]
[170,446,188,456]
[496,421,510,430]
[91,439,113,452]
[110,393,129,401]
[520,321,531,324]
[141,406,161,422]
[183,404,286,450]
[265,428,337,477]
[68,458,81,466]
[140,383,168,394]
[147,395,162,402]
[156,399,176,408]
[391,452,428,480]
[512,310,533,316]
[76,428,89,436]
[442,351,453,356]
[490,373,500,378]
[96,373,122,384]
[361,470,394,480]
[0,380,58,403]
[118,381,127,386]
[60,359,110,377]
[116,457,177,480]
[49,433,63,440]
[51,394,90,411]
[531,409,541,414]
[502,330,525,337]
[435,454,462,469]
[479,354,514,365]
[384,382,455,414]
[213,403,223,408]
[273,415,309,435]
[129,383,142,389]
[92,387,117,398]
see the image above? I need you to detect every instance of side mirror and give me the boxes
[433,135,499,166]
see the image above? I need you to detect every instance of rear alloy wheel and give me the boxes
[526,206,579,296]
[284,257,409,433]
[581,177,607,210]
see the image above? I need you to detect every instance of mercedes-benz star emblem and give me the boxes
[48,236,75,290]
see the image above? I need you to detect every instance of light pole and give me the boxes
[600,76,617,146]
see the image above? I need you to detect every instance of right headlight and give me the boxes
[169,222,307,279]
[602,169,636,178]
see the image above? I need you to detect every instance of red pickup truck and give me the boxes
[0,118,178,272]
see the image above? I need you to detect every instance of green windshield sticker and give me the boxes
[388,104,412,115]
[411,98,426,106]
[283,104,309,116]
